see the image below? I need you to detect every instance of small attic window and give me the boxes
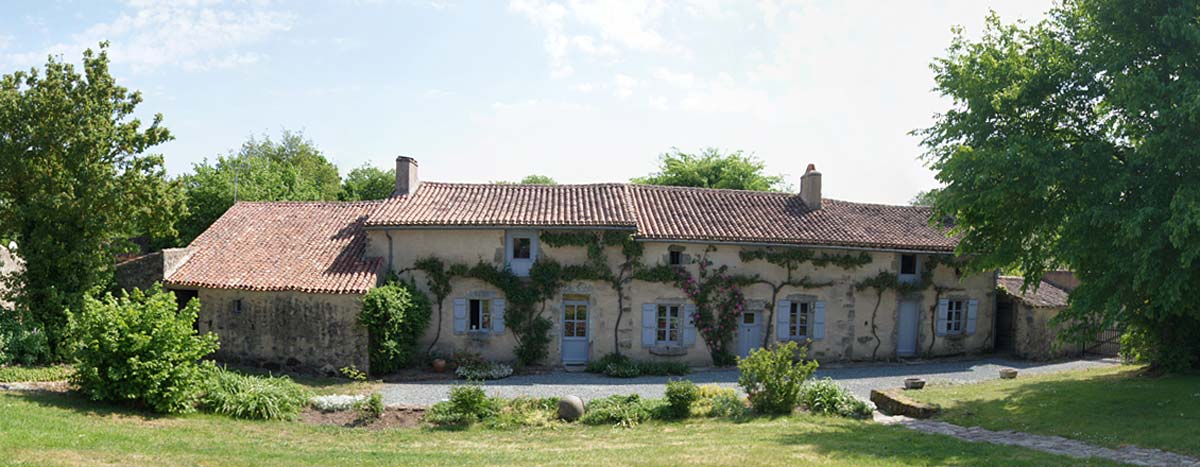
[232,299,243,314]
[900,254,918,276]
[669,250,683,266]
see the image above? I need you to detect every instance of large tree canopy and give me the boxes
[632,148,789,191]
[175,130,341,244]
[919,0,1200,369]
[339,165,395,201]
[0,44,183,356]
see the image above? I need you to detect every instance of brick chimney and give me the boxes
[800,163,822,209]
[395,156,419,196]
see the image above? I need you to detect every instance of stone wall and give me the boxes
[371,228,998,366]
[1012,303,1080,360]
[194,288,368,374]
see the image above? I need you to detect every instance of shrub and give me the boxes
[359,279,433,374]
[309,394,365,412]
[355,393,385,422]
[514,317,553,367]
[68,286,219,414]
[483,396,560,429]
[797,378,872,419]
[0,310,49,366]
[737,341,818,415]
[201,367,310,421]
[692,385,745,418]
[339,365,367,381]
[425,384,500,427]
[663,379,699,419]
[580,394,658,427]
[585,353,630,373]
[455,361,513,380]
[603,360,641,378]
[636,361,690,376]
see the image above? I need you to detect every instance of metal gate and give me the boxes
[1083,326,1122,356]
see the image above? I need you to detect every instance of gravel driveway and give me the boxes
[380,357,1118,406]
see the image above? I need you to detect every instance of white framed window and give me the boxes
[656,304,681,345]
[788,301,811,339]
[945,299,964,334]
[512,237,532,259]
[505,230,538,276]
[469,299,492,331]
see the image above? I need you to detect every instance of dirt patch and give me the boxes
[300,406,425,430]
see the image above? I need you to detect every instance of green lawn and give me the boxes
[0,391,1123,466]
[905,365,1200,457]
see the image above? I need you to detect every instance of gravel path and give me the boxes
[380,357,1117,406]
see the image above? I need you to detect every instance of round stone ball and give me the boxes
[558,395,585,421]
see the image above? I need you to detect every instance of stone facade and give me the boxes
[193,288,368,374]
[367,228,998,366]
[1011,302,1079,360]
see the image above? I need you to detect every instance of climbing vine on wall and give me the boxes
[671,251,746,366]
[853,254,963,358]
[736,248,869,347]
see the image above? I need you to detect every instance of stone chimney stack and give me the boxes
[395,156,419,196]
[800,163,822,209]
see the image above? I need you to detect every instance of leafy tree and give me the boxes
[339,165,395,201]
[492,174,559,185]
[0,44,183,357]
[175,130,341,244]
[909,189,940,207]
[917,1,1200,370]
[632,148,789,191]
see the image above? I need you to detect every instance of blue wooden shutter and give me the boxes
[453,298,467,335]
[682,304,697,347]
[641,304,656,347]
[776,300,791,341]
[965,299,978,335]
[492,298,506,334]
[812,301,826,340]
[936,299,949,336]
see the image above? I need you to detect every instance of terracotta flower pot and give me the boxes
[904,378,926,390]
[432,358,447,373]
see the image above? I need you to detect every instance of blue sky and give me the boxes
[1,0,1052,204]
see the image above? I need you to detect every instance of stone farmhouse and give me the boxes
[163,157,999,374]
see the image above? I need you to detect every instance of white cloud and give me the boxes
[568,0,668,51]
[4,0,294,72]
[613,73,638,98]
[571,82,596,93]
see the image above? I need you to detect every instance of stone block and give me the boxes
[870,389,938,419]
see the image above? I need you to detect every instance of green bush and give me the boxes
[355,393,385,422]
[797,378,872,419]
[604,360,642,378]
[359,279,433,374]
[483,396,560,429]
[586,353,630,373]
[68,286,219,414]
[737,341,818,415]
[637,361,690,376]
[581,394,660,427]
[586,354,691,378]
[663,379,699,419]
[201,367,310,420]
[693,385,746,418]
[514,317,553,367]
[0,310,49,366]
[425,384,500,427]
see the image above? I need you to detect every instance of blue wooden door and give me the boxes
[562,300,589,364]
[898,300,919,356]
[737,311,762,358]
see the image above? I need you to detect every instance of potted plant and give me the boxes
[431,358,447,373]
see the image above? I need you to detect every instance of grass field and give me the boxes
[906,365,1200,457]
[0,389,1124,467]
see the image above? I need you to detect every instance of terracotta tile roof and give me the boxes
[166,201,384,294]
[626,185,957,251]
[366,182,636,227]
[998,276,1070,308]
